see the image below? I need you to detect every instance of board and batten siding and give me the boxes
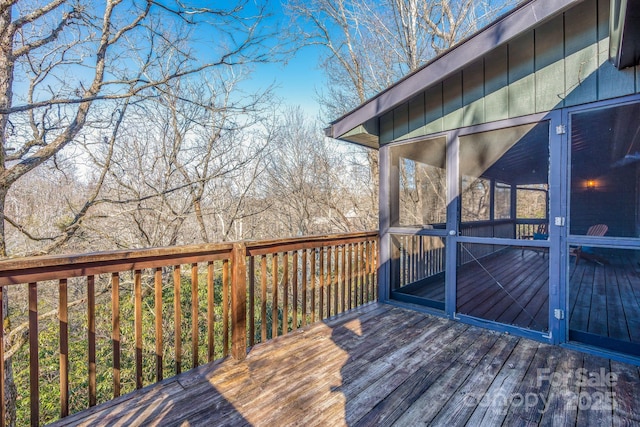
[379,0,640,145]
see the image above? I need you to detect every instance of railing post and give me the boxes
[231,242,247,360]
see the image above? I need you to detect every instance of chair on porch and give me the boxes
[570,224,608,265]
[521,223,548,257]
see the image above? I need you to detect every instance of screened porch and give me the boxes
[386,101,640,356]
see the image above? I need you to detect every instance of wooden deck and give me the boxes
[50,303,640,426]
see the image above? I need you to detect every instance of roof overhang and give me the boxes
[609,0,640,69]
[327,0,585,148]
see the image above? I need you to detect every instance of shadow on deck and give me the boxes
[50,303,640,426]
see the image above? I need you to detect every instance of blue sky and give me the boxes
[245,44,326,119]
[238,1,327,119]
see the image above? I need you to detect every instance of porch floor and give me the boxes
[398,247,640,344]
[51,303,640,426]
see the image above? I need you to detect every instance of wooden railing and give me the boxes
[393,234,445,289]
[0,231,378,426]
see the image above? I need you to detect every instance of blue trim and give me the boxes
[383,297,452,319]
[391,291,445,311]
[454,314,552,343]
[566,236,640,248]
[569,330,640,356]
[557,107,569,345]
[562,342,640,367]
[445,129,459,318]
[388,227,448,236]
[456,236,550,247]
[549,109,565,345]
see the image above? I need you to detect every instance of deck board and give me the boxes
[49,303,640,427]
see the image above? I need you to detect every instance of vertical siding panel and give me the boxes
[380,110,394,144]
[424,84,444,134]
[463,59,485,126]
[484,45,509,122]
[407,93,425,138]
[597,0,634,98]
[508,30,535,118]
[393,102,409,140]
[443,71,463,130]
[535,16,565,112]
[564,0,598,107]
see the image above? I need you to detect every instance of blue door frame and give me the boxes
[560,95,640,365]
[442,111,563,344]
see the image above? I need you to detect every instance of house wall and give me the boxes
[379,0,640,145]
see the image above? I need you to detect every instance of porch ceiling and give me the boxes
[479,123,549,185]
[610,0,640,69]
[571,102,640,179]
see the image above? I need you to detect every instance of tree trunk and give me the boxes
[0,5,19,425]
[0,188,17,427]
[193,197,209,243]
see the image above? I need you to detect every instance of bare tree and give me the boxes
[261,107,373,236]
[283,0,516,241]
[285,0,516,118]
[75,69,274,249]
[0,1,279,423]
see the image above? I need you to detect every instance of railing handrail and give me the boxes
[245,231,378,255]
[0,231,379,286]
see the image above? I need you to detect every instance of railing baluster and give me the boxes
[359,242,365,306]
[413,236,418,282]
[261,256,267,342]
[29,282,38,427]
[374,239,379,300]
[400,236,405,286]
[301,249,307,327]
[134,270,143,389]
[347,244,352,311]
[0,286,4,427]
[421,236,426,279]
[207,261,215,361]
[292,251,298,329]
[191,263,199,368]
[310,249,315,323]
[111,273,120,397]
[155,267,163,381]
[365,241,371,302]
[319,248,324,320]
[333,246,339,316]
[59,279,68,418]
[352,243,357,310]
[248,257,255,348]
[88,275,96,406]
[283,252,289,334]
[222,258,229,357]
[357,241,362,306]
[173,265,182,375]
[272,253,278,338]
[336,245,347,314]
[326,246,331,318]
